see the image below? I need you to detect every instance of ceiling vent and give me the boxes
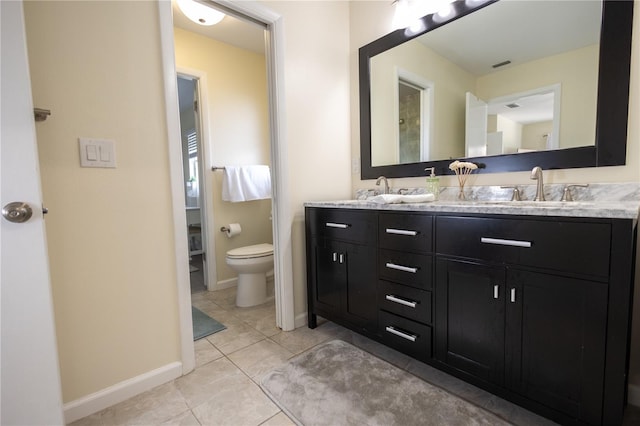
[492,60,511,69]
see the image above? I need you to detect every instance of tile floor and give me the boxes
[71,287,640,426]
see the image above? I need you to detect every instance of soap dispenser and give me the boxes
[425,167,440,200]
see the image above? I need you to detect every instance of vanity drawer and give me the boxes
[307,208,376,245]
[379,213,432,253]
[436,216,611,278]
[378,280,431,324]
[379,310,432,361]
[379,249,432,290]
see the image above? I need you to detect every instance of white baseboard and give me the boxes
[211,277,237,291]
[295,311,308,329]
[63,361,182,424]
[629,384,640,407]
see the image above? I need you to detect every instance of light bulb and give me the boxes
[177,0,225,26]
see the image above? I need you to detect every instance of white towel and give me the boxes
[222,165,272,202]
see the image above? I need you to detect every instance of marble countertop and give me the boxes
[305,183,640,220]
[304,199,640,220]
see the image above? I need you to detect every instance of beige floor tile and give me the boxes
[231,304,280,337]
[228,339,294,380]
[206,319,266,355]
[203,287,237,309]
[160,410,201,425]
[194,338,224,368]
[269,321,341,355]
[259,412,296,426]
[191,377,279,426]
[175,357,246,409]
[69,412,103,426]
[100,382,189,425]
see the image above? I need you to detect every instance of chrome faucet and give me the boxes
[376,176,389,194]
[530,166,546,201]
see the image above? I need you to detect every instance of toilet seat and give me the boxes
[227,243,273,259]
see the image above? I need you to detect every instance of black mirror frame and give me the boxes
[359,0,634,179]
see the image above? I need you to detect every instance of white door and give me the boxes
[465,92,488,157]
[1,1,65,424]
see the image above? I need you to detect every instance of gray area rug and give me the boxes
[261,340,511,426]
[191,306,226,341]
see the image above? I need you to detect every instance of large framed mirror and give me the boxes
[360,0,634,179]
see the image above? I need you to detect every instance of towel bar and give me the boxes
[211,166,226,171]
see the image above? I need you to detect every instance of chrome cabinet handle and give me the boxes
[332,252,337,262]
[385,326,417,342]
[481,237,532,248]
[385,262,418,273]
[385,228,418,236]
[325,222,349,229]
[510,288,516,303]
[385,294,417,308]
[494,284,499,299]
[339,253,344,264]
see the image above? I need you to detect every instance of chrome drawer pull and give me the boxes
[385,228,418,236]
[385,294,418,308]
[385,326,417,342]
[510,288,516,303]
[481,237,532,248]
[325,222,349,229]
[385,262,418,273]
[493,284,499,299]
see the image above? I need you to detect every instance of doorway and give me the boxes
[160,0,294,373]
[177,75,208,294]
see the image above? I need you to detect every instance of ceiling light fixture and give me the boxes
[177,0,225,26]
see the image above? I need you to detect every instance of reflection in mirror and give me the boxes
[360,0,633,179]
[370,0,601,167]
[466,84,561,157]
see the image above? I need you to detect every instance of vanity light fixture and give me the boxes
[177,0,225,26]
[393,0,455,31]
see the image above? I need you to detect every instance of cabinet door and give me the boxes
[435,259,506,385]
[313,239,345,315]
[311,238,377,330]
[505,269,607,424]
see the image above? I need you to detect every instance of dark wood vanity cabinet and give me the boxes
[377,213,434,362]
[306,206,637,426]
[306,208,378,332]
[435,260,608,424]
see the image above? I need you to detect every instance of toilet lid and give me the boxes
[227,243,273,259]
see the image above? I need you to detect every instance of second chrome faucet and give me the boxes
[376,176,389,194]
[530,166,545,201]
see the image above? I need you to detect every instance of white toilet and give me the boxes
[225,243,274,307]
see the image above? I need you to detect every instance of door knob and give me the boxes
[2,202,33,223]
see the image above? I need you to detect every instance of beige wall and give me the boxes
[350,0,640,389]
[173,28,273,284]
[24,1,180,402]
[522,121,554,151]
[263,1,352,319]
[477,44,599,150]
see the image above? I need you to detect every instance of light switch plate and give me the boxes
[79,138,116,168]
